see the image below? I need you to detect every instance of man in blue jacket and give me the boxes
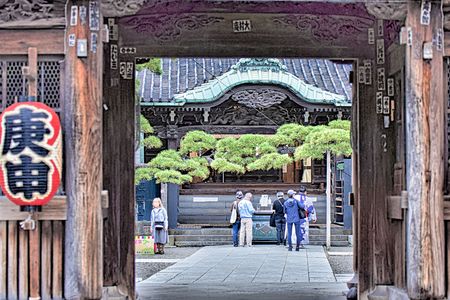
[284,189,306,251]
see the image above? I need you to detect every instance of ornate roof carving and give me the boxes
[101,0,146,17]
[170,58,349,107]
[364,3,407,21]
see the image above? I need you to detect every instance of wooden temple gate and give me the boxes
[0,0,450,299]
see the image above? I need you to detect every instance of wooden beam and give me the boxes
[102,43,136,297]
[405,1,446,298]
[63,0,104,298]
[27,47,38,98]
[0,30,64,55]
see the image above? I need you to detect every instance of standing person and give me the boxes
[272,191,286,246]
[150,198,169,255]
[296,186,317,248]
[284,189,305,251]
[230,190,244,247]
[238,192,255,247]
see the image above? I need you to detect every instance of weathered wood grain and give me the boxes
[29,221,40,299]
[18,229,29,300]
[8,221,18,300]
[102,35,136,296]
[0,196,67,221]
[52,221,64,300]
[63,1,104,298]
[0,222,6,299]
[41,221,52,300]
[356,57,375,294]
[27,47,38,98]
[0,30,64,55]
[427,3,446,296]
[405,1,446,298]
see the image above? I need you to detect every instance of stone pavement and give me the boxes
[137,245,348,300]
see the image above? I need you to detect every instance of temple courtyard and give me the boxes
[136,245,351,299]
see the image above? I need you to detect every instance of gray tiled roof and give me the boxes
[137,58,352,104]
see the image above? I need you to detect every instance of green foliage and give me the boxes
[272,123,310,146]
[179,131,216,155]
[328,120,351,131]
[294,127,352,160]
[136,58,163,75]
[135,166,154,185]
[247,153,292,171]
[142,150,211,184]
[140,115,154,134]
[210,158,246,174]
[149,150,186,170]
[152,170,192,185]
[185,157,210,180]
[142,136,163,149]
[139,115,162,149]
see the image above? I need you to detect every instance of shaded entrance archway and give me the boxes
[99,2,413,299]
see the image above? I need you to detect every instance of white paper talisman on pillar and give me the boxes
[376,92,383,114]
[376,39,385,65]
[387,78,394,96]
[364,60,372,85]
[383,96,390,115]
[377,68,385,91]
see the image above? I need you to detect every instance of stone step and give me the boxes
[174,240,232,247]
[173,235,232,241]
[170,227,352,236]
[174,240,350,247]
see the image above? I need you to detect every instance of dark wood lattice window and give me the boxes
[38,60,61,109]
[6,60,28,107]
[0,57,62,111]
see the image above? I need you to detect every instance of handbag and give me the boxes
[154,221,165,230]
[230,203,237,224]
[269,213,276,227]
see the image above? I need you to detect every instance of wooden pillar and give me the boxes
[405,1,445,298]
[63,1,103,298]
[102,19,136,297]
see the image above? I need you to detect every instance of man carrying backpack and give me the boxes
[284,189,306,251]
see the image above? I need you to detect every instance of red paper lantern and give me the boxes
[0,102,62,206]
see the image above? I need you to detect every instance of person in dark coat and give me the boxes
[284,189,305,251]
[272,191,286,246]
[230,190,243,247]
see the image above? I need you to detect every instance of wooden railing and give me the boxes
[0,192,108,299]
[0,196,66,299]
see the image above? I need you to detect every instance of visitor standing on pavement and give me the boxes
[230,190,244,247]
[272,191,286,246]
[284,189,306,251]
[295,186,317,248]
[238,192,255,247]
[150,197,169,254]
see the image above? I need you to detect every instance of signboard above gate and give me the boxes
[0,102,62,206]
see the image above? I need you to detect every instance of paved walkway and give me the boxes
[137,245,347,300]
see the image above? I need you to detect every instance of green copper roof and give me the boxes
[169,58,349,107]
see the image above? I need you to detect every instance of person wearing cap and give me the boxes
[238,192,255,247]
[230,191,244,247]
[284,189,305,251]
[295,186,317,248]
[272,191,286,246]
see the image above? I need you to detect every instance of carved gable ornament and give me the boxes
[0,0,65,27]
[231,89,287,109]
[232,58,287,73]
